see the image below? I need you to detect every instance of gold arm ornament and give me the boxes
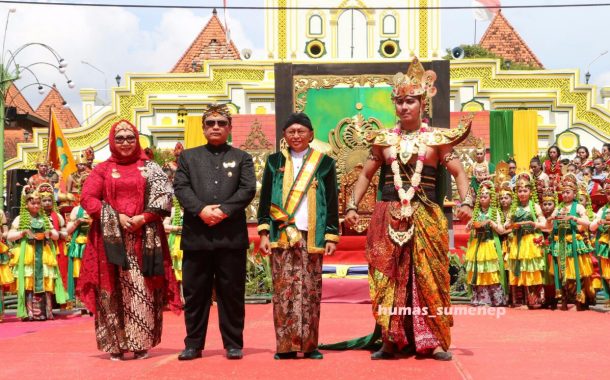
[345,190,358,213]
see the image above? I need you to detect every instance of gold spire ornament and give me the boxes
[391,56,437,100]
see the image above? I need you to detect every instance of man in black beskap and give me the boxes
[174,104,256,361]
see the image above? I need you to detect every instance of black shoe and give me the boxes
[432,350,452,361]
[370,349,396,360]
[178,348,202,361]
[109,353,124,361]
[226,348,243,360]
[303,350,323,359]
[274,352,297,360]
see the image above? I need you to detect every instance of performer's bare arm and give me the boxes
[440,145,472,221]
[66,175,75,194]
[344,146,383,225]
[589,208,605,232]
[533,204,547,230]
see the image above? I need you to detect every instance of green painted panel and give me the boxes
[302,87,397,142]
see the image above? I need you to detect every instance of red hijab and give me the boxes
[108,120,148,165]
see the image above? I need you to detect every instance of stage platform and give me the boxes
[1,303,609,379]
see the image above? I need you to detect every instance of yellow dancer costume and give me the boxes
[164,197,184,282]
[549,174,595,310]
[505,173,547,307]
[8,186,66,320]
[465,181,506,306]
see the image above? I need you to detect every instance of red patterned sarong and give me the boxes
[366,200,452,352]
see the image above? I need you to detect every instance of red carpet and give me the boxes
[1,304,609,379]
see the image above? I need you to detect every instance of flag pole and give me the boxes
[46,106,54,163]
[474,19,477,44]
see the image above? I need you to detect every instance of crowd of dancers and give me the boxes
[465,144,610,310]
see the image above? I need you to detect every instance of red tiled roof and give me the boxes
[35,86,80,129]
[4,128,25,159]
[4,83,36,115]
[479,11,543,68]
[171,9,241,73]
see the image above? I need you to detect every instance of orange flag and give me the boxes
[47,109,77,190]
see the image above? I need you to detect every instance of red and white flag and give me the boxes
[472,0,501,21]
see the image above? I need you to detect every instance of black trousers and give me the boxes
[182,248,246,350]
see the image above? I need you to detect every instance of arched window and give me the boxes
[309,14,323,36]
[337,9,367,59]
[382,15,396,35]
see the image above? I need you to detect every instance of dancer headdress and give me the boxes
[34,151,49,167]
[21,185,39,201]
[560,173,578,191]
[75,153,89,165]
[516,172,533,189]
[36,183,54,198]
[540,187,556,202]
[478,180,494,195]
[497,181,513,197]
[391,56,437,100]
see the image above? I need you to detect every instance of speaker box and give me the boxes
[5,168,38,221]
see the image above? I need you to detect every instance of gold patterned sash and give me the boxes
[270,149,323,246]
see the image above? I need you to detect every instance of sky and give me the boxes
[1,0,609,123]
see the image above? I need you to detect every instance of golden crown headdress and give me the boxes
[577,181,589,195]
[75,153,88,165]
[516,172,533,188]
[36,183,54,197]
[35,151,49,166]
[474,140,487,154]
[391,56,437,100]
[560,173,578,191]
[22,185,39,201]
[540,187,556,202]
[592,147,604,160]
[478,180,494,195]
[497,181,513,196]
[202,103,232,121]
[494,161,510,188]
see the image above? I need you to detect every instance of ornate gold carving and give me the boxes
[418,0,429,58]
[239,120,273,151]
[245,149,272,222]
[241,118,274,222]
[293,75,393,112]
[9,67,267,170]
[278,0,287,60]
[450,62,610,136]
[328,113,382,234]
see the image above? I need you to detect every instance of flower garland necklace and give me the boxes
[387,123,429,246]
[390,123,429,219]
